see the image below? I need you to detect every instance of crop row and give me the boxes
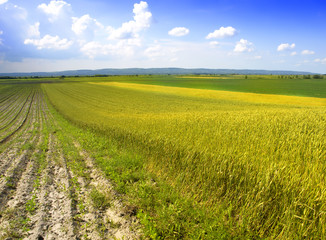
[0,84,140,239]
[0,86,36,144]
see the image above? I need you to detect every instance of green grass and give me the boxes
[42,79,326,239]
[89,188,110,210]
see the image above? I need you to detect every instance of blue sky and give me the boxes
[0,0,325,73]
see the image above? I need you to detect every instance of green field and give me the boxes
[42,75,326,239]
[110,75,326,98]
[2,74,326,97]
[1,75,326,239]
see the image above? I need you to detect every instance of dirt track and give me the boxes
[0,85,140,239]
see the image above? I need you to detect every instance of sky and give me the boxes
[0,0,325,73]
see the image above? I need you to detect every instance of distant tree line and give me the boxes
[277,75,325,79]
[0,74,325,80]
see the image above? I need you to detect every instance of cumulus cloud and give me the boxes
[38,0,72,22]
[168,27,189,37]
[0,0,8,5]
[72,14,103,37]
[277,43,295,51]
[108,1,152,40]
[234,39,253,52]
[206,26,236,39]
[80,42,113,58]
[27,22,40,38]
[78,1,152,59]
[290,51,297,56]
[301,50,315,55]
[24,34,73,50]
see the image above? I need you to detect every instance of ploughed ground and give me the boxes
[0,86,140,240]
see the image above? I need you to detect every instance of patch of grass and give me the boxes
[26,194,37,215]
[5,176,15,189]
[21,143,35,151]
[89,188,110,210]
[0,208,31,239]
[107,219,121,229]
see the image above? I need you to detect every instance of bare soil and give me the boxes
[0,86,141,240]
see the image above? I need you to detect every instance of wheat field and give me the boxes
[43,79,326,239]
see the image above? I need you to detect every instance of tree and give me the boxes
[312,74,322,79]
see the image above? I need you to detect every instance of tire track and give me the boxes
[26,134,75,240]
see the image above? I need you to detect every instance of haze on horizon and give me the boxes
[0,0,325,74]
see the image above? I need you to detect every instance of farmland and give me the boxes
[0,84,140,239]
[1,75,326,239]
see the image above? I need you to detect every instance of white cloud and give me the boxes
[72,14,103,36]
[0,30,3,45]
[206,26,236,39]
[168,27,189,37]
[24,34,73,50]
[234,39,253,52]
[4,4,27,20]
[81,39,140,58]
[38,0,72,22]
[209,41,220,47]
[78,2,152,59]
[277,43,295,51]
[144,42,180,61]
[80,42,112,58]
[27,22,40,38]
[290,51,297,56]
[144,45,164,58]
[301,50,315,55]
[314,58,326,64]
[254,56,262,59]
[108,1,152,40]
[0,0,8,5]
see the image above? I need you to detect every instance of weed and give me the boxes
[26,194,37,215]
[89,187,110,210]
[107,219,121,229]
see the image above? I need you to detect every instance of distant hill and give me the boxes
[0,68,317,77]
